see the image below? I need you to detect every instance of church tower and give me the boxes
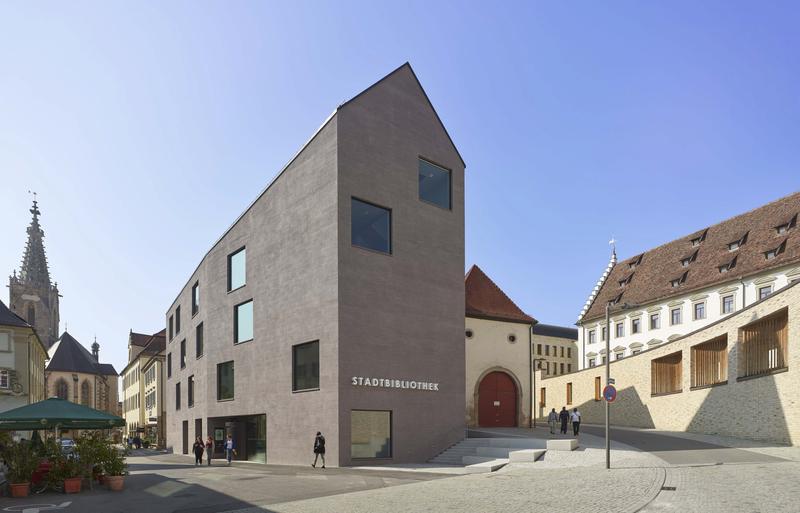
[9,196,60,348]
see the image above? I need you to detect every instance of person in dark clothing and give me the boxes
[193,437,205,466]
[312,431,326,468]
[205,436,214,466]
[559,407,570,434]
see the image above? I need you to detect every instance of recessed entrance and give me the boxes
[478,371,517,427]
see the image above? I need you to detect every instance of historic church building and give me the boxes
[8,197,119,415]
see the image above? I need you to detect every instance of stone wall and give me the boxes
[537,282,800,445]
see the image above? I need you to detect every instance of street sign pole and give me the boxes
[605,302,611,470]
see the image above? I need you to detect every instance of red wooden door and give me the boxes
[478,371,517,427]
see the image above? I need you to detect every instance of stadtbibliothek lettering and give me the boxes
[351,376,440,391]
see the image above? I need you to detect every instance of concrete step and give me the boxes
[508,449,546,463]
[475,447,513,458]
[547,439,578,451]
[462,456,508,471]
[485,438,546,449]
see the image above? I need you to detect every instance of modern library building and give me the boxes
[164,63,466,466]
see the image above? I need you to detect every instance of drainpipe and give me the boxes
[528,323,534,428]
[740,279,747,308]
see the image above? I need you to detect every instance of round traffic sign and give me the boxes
[603,385,617,402]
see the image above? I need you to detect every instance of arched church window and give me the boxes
[55,378,68,400]
[81,380,91,406]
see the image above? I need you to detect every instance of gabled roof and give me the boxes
[130,331,153,347]
[47,331,118,376]
[532,323,578,340]
[581,191,800,322]
[122,329,166,375]
[465,265,536,325]
[0,299,31,328]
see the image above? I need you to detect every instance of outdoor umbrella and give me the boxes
[0,397,125,431]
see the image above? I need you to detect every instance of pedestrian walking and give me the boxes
[571,407,582,436]
[225,434,236,465]
[559,406,569,434]
[205,435,214,466]
[547,408,558,434]
[312,431,326,468]
[193,437,205,466]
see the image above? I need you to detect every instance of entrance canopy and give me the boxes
[0,397,125,431]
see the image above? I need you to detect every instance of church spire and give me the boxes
[18,193,52,287]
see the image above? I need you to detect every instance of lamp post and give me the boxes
[532,357,546,428]
[605,301,638,470]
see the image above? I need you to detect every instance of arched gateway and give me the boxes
[477,371,518,427]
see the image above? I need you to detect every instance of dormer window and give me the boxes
[765,240,787,260]
[689,229,707,247]
[610,292,623,305]
[775,214,796,235]
[679,250,698,268]
[670,271,688,288]
[618,273,634,288]
[627,254,643,270]
[727,232,748,252]
[718,256,737,274]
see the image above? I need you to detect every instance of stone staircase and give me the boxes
[429,437,546,473]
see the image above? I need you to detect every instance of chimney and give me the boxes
[92,337,100,362]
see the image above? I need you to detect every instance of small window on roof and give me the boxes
[618,273,633,288]
[680,250,698,268]
[670,271,688,288]
[728,232,748,252]
[610,292,623,305]
[719,256,737,274]
[765,240,787,261]
[627,254,643,270]
[690,230,707,247]
[775,214,797,235]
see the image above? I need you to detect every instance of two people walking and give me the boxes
[553,406,581,436]
[193,435,217,466]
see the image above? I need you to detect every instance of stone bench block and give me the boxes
[547,438,578,451]
[508,449,546,462]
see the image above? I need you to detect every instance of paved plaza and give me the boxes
[2,429,799,513]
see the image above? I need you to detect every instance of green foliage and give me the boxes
[103,445,128,476]
[1,441,39,484]
[75,431,108,478]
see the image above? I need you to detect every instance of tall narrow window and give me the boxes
[567,348,572,358]
[292,341,320,391]
[540,387,546,407]
[234,300,254,344]
[693,302,706,321]
[670,307,682,325]
[351,198,391,254]
[180,339,186,368]
[691,336,727,389]
[588,330,596,344]
[545,345,550,356]
[80,381,91,406]
[615,322,624,338]
[196,322,204,358]
[55,379,68,400]
[217,361,235,401]
[631,318,641,334]
[192,282,200,315]
[601,327,607,341]
[228,247,247,291]
[169,315,174,340]
[536,344,542,355]
[188,375,195,407]
[566,383,573,405]
[418,158,451,209]
[175,382,181,410]
[722,295,734,314]
[651,351,682,396]
[167,353,172,378]
[594,376,601,401]
[176,305,181,334]
[650,312,660,330]
[0,370,9,389]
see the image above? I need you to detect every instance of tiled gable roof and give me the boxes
[581,191,800,322]
[47,331,118,376]
[0,299,31,329]
[465,265,535,324]
[130,331,153,347]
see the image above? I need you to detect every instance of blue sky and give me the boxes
[1,1,798,375]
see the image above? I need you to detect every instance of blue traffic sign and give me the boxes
[603,385,617,402]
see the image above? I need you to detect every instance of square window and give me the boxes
[418,158,451,209]
[351,198,391,254]
[722,295,734,314]
[351,410,392,459]
[650,313,661,330]
[234,300,254,344]
[228,247,246,291]
[588,358,596,368]
[192,282,200,315]
[196,323,204,358]
[631,318,641,334]
[671,307,682,325]
[292,341,320,391]
[217,361,234,401]
[693,302,706,320]
[758,285,773,300]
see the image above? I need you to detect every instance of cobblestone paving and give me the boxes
[230,466,666,513]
